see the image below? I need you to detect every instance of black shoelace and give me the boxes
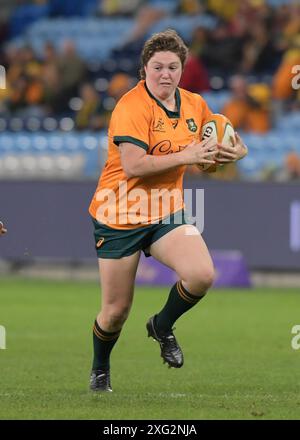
[161,333,178,350]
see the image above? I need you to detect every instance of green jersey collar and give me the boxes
[144,81,181,119]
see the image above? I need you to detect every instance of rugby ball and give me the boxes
[199,113,235,172]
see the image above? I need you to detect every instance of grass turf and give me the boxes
[0,278,300,420]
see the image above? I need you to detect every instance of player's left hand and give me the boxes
[0,221,7,235]
[215,132,248,164]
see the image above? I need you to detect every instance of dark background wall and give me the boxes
[0,179,299,269]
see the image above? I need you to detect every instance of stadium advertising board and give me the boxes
[0,180,299,270]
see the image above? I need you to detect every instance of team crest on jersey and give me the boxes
[186,118,197,132]
[153,118,166,132]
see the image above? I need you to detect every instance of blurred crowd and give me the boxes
[0,0,299,181]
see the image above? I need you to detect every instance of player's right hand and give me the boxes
[183,137,219,166]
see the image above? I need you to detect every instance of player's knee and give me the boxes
[182,265,215,294]
[200,266,215,291]
[104,305,131,328]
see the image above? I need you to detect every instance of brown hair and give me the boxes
[139,29,188,79]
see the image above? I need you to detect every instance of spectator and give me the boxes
[91,72,134,129]
[272,36,300,118]
[40,42,68,114]
[281,3,300,45]
[179,54,210,93]
[20,45,41,78]
[75,82,102,130]
[179,27,210,93]
[120,0,178,47]
[75,73,134,131]
[275,152,300,182]
[107,72,133,99]
[273,47,300,101]
[239,20,280,74]
[7,74,45,117]
[201,19,244,75]
[42,42,59,68]
[220,75,249,128]
[42,63,65,114]
[207,0,240,21]
[178,0,203,15]
[222,76,271,133]
[188,26,208,57]
[57,40,86,101]
[99,0,143,16]
[244,82,271,133]
[0,84,11,115]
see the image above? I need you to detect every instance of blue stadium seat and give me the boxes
[265,134,282,153]
[42,118,59,132]
[0,134,14,153]
[201,91,231,113]
[237,156,261,179]
[32,134,48,151]
[48,134,64,151]
[15,133,32,151]
[284,134,300,152]
[0,134,92,179]
[277,112,300,131]
[15,15,217,62]
[0,118,8,132]
[63,134,81,151]
[19,17,134,61]
[147,14,217,43]
[9,118,24,132]
[9,4,49,38]
[48,0,98,18]
[266,0,294,6]
[1,127,294,180]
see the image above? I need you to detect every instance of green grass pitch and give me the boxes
[0,278,300,420]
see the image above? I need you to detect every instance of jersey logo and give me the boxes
[153,118,166,132]
[96,237,105,248]
[186,118,197,132]
[172,120,179,129]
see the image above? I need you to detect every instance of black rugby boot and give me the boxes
[90,369,112,392]
[146,315,184,368]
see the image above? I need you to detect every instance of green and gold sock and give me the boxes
[92,320,121,371]
[155,281,205,333]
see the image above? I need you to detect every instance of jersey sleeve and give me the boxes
[110,94,151,152]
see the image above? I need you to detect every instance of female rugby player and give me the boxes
[89,29,247,391]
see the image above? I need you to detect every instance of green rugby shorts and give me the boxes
[92,209,190,259]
